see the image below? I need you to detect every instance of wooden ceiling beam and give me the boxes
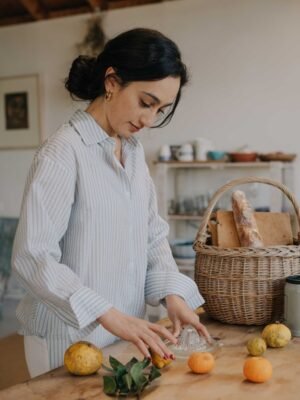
[106,0,163,10]
[19,0,48,20]
[0,0,167,27]
[49,6,91,19]
[0,15,33,27]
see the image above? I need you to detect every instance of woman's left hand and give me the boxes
[165,294,211,341]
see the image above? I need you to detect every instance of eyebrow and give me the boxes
[142,91,173,108]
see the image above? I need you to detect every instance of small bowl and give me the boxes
[170,239,195,258]
[207,151,226,161]
[229,152,257,162]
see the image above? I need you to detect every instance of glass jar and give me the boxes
[284,275,300,336]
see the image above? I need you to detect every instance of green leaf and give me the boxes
[123,373,133,390]
[109,355,125,371]
[149,366,161,382]
[115,365,128,390]
[130,362,148,391]
[141,357,151,369]
[103,376,117,395]
[125,357,139,371]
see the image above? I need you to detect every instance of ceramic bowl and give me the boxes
[170,239,195,258]
[207,151,226,161]
[228,152,257,162]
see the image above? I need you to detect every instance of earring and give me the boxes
[105,91,112,101]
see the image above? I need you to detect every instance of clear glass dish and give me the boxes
[166,325,222,360]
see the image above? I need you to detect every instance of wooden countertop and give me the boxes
[1,314,299,400]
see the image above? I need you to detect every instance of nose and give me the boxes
[140,109,157,128]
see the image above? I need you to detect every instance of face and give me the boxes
[104,73,181,138]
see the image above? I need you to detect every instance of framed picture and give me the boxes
[0,74,40,149]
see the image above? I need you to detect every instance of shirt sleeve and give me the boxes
[12,154,113,331]
[144,172,205,309]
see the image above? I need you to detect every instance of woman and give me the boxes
[12,28,209,378]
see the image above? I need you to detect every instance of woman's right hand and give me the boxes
[97,307,177,359]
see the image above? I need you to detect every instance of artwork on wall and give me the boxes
[0,74,40,149]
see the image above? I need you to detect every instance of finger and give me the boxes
[143,328,176,359]
[142,334,166,358]
[142,333,174,359]
[172,319,182,338]
[194,322,212,343]
[151,323,178,345]
[134,338,151,359]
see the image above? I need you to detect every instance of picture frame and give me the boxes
[0,74,40,149]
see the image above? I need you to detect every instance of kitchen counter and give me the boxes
[1,314,299,400]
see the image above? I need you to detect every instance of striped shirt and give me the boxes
[12,109,204,367]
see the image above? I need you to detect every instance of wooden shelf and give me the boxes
[154,160,288,169]
[168,214,203,220]
[154,158,295,234]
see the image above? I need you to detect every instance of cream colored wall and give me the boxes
[0,0,299,216]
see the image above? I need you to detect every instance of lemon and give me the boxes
[261,323,292,348]
[246,337,267,356]
[150,349,172,369]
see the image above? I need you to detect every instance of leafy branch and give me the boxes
[102,355,161,397]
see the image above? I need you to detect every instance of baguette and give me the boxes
[232,190,263,247]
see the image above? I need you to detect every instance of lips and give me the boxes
[129,122,143,132]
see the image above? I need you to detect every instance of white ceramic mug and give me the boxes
[176,143,194,161]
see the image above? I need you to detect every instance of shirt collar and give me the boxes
[69,109,139,148]
[69,109,110,146]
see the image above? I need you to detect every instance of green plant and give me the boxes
[102,355,161,397]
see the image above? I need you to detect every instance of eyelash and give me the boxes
[140,100,165,115]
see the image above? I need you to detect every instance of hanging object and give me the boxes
[77,15,107,56]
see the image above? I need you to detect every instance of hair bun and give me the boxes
[65,56,98,100]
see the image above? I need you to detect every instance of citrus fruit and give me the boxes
[64,341,103,375]
[187,352,215,374]
[150,349,172,369]
[243,356,272,383]
[247,337,267,356]
[261,322,291,348]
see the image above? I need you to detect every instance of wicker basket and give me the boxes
[193,177,300,325]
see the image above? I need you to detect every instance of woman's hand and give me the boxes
[97,308,177,359]
[165,294,211,341]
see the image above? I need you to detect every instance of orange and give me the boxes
[187,352,215,374]
[243,356,272,383]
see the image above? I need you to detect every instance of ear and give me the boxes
[104,67,120,93]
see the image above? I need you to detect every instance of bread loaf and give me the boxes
[232,190,263,247]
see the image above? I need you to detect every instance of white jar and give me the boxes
[284,275,300,336]
[194,138,213,161]
[158,144,172,161]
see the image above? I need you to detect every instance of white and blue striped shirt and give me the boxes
[12,110,204,366]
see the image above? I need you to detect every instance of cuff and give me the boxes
[68,286,113,330]
[145,271,205,309]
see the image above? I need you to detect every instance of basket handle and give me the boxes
[194,176,300,245]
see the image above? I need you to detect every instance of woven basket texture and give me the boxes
[193,177,300,325]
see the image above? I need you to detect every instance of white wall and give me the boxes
[0,0,300,217]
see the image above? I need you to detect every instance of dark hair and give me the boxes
[65,28,188,127]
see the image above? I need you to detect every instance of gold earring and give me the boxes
[105,91,112,101]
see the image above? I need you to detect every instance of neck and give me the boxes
[85,97,117,138]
